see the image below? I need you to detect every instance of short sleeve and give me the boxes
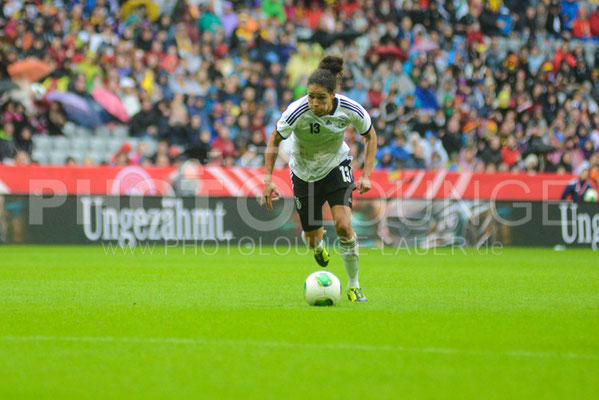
[346,101,372,136]
[276,115,292,139]
[276,98,310,139]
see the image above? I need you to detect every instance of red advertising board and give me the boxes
[0,165,576,200]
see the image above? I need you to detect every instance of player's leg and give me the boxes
[302,227,323,247]
[292,173,329,266]
[330,202,366,302]
[298,199,329,267]
[323,158,366,301]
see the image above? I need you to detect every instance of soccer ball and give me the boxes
[303,271,342,306]
[584,188,598,202]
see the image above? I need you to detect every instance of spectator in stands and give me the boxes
[14,150,30,166]
[111,143,132,166]
[425,132,448,166]
[0,122,17,162]
[130,142,149,166]
[441,116,463,157]
[572,8,592,40]
[429,152,444,170]
[150,140,171,167]
[367,81,384,109]
[185,115,203,146]
[45,102,67,136]
[546,0,567,38]
[155,153,171,167]
[501,135,521,169]
[479,1,504,37]
[389,134,410,168]
[249,129,267,154]
[130,99,161,138]
[0,0,597,175]
[460,147,478,172]
[518,6,538,38]
[557,151,573,174]
[15,126,32,156]
[590,7,599,38]
[194,130,212,165]
[405,144,427,170]
[414,79,438,111]
[561,162,594,201]
[447,152,460,172]
[211,126,237,165]
[560,0,579,30]
[375,147,395,170]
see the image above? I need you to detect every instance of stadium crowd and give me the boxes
[0,0,599,183]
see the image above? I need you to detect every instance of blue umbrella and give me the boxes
[47,91,91,114]
[63,106,103,128]
[47,91,105,127]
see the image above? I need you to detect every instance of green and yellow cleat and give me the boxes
[313,230,329,267]
[347,287,367,302]
[314,244,329,267]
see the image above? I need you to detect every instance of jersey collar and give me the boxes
[329,97,338,115]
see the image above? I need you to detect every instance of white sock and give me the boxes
[340,234,359,288]
[301,231,309,247]
[302,231,324,252]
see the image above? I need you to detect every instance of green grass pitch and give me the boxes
[1,245,598,399]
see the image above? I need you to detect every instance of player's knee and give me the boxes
[334,219,352,239]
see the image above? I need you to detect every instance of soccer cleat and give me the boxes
[313,230,329,267]
[347,287,367,302]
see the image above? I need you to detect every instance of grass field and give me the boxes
[0,245,598,399]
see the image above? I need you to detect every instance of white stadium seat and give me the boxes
[32,135,51,153]
[31,150,49,165]
[88,137,107,153]
[70,137,88,152]
[94,126,111,138]
[48,151,68,165]
[51,136,70,152]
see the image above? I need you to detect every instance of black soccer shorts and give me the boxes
[291,158,356,232]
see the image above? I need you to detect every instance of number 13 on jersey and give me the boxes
[339,165,353,183]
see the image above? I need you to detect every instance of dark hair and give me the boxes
[307,56,344,93]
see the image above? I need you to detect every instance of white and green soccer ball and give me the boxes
[584,188,598,202]
[304,271,342,306]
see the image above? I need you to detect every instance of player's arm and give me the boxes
[357,126,377,194]
[261,129,283,210]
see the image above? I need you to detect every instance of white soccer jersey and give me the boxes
[276,93,372,182]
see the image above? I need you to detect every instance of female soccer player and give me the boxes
[260,56,378,302]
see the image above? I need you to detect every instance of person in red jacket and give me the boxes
[572,8,592,39]
[367,81,384,109]
[553,42,577,72]
[466,21,485,50]
[501,135,521,168]
[211,126,238,164]
[590,7,599,38]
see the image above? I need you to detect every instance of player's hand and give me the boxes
[357,176,371,194]
[260,181,280,210]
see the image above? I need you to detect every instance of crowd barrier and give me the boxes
[1,193,597,249]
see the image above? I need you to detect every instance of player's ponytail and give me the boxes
[308,55,344,93]
[318,56,344,80]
